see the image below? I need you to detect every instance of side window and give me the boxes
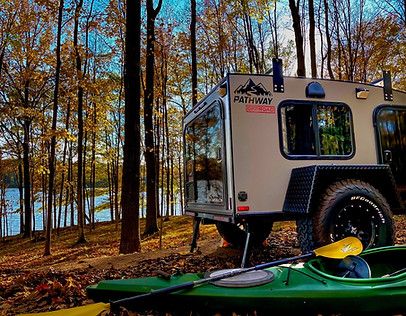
[280,102,354,158]
[317,105,353,156]
[281,104,316,155]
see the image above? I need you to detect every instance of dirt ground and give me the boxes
[0,215,405,315]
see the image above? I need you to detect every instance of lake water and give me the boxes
[1,188,113,237]
[1,188,182,237]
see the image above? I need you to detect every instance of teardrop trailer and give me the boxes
[183,60,406,257]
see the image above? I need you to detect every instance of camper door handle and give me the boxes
[383,150,392,163]
[217,147,222,160]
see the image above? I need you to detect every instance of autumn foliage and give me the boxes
[0,0,405,312]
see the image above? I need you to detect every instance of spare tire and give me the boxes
[297,179,395,253]
[216,221,273,248]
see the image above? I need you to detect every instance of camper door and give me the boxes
[184,100,228,212]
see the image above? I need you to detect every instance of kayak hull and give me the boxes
[86,246,406,313]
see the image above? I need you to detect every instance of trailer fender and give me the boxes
[282,165,402,215]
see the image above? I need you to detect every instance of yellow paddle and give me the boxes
[19,237,363,316]
[19,303,110,316]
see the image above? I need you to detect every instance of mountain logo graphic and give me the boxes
[234,79,272,96]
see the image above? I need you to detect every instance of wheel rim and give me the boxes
[330,198,384,249]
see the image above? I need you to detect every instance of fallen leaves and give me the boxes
[0,270,94,315]
[0,215,405,315]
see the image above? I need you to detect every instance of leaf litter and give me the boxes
[0,216,404,315]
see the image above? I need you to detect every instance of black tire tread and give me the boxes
[314,179,395,246]
[296,218,314,253]
[216,221,273,248]
[297,179,395,253]
[216,222,246,247]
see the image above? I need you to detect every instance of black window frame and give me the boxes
[183,100,228,209]
[278,100,355,160]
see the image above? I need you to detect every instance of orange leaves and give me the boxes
[42,129,77,143]
[8,107,43,121]
[1,272,89,314]
[33,277,85,306]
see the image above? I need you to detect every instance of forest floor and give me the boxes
[0,215,405,315]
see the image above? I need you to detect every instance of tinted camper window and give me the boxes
[280,102,353,158]
[185,102,225,205]
[375,107,406,198]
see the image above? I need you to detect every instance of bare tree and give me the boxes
[378,0,406,26]
[289,0,306,76]
[268,0,279,58]
[309,0,317,78]
[324,0,334,79]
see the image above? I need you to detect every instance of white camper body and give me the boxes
[184,71,406,251]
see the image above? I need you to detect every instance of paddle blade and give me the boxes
[314,237,363,259]
[18,303,110,316]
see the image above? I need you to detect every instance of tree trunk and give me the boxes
[57,100,71,233]
[53,190,57,230]
[309,0,317,78]
[333,1,343,80]
[42,170,46,231]
[154,101,160,219]
[113,156,119,225]
[403,0,406,26]
[324,0,334,79]
[74,0,86,244]
[242,12,260,73]
[0,47,5,80]
[22,119,32,238]
[170,157,174,216]
[160,149,164,217]
[107,160,114,221]
[91,103,96,228]
[269,0,279,58]
[119,0,142,254]
[112,65,124,227]
[113,157,119,226]
[143,0,163,236]
[114,69,123,226]
[156,103,163,217]
[177,148,184,214]
[81,1,94,229]
[164,86,170,219]
[163,116,169,219]
[83,127,88,225]
[45,0,64,256]
[66,142,74,227]
[190,0,197,107]
[18,155,24,234]
[316,0,325,78]
[289,0,306,77]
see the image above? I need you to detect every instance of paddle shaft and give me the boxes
[110,252,314,310]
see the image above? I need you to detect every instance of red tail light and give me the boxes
[237,206,250,212]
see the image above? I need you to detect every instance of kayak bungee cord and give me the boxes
[278,264,327,286]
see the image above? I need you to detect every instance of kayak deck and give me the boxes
[309,245,406,279]
[86,246,406,313]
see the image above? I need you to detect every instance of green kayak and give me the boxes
[87,246,406,314]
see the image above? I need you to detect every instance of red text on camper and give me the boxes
[246,105,275,114]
